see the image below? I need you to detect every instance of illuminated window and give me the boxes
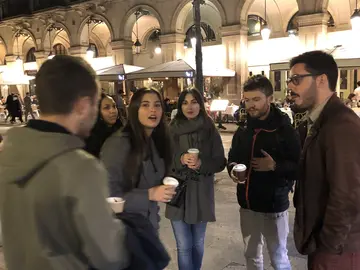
[26,47,36,63]
[53,44,67,55]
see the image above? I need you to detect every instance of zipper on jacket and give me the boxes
[245,128,277,209]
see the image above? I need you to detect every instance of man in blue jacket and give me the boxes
[228,75,301,270]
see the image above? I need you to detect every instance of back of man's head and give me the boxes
[243,75,273,97]
[35,56,98,115]
[357,81,360,87]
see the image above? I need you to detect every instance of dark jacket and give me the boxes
[101,132,165,230]
[165,116,226,224]
[228,104,301,213]
[85,118,123,158]
[116,212,170,270]
[24,95,32,110]
[294,94,360,255]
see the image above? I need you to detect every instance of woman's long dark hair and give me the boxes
[174,88,208,121]
[123,88,172,186]
[85,93,123,157]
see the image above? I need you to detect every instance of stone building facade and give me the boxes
[0,0,357,101]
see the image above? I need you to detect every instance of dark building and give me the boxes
[0,0,88,20]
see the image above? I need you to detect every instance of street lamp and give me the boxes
[261,0,271,41]
[134,10,142,54]
[351,0,360,31]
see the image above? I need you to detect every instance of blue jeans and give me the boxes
[171,220,207,270]
[240,208,291,270]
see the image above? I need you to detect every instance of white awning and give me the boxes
[127,59,236,80]
[96,64,144,81]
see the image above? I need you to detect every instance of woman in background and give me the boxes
[85,93,123,158]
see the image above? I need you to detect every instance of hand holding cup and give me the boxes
[231,164,247,184]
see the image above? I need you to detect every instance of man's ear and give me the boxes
[73,96,92,117]
[268,95,274,103]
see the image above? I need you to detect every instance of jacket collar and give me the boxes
[310,93,342,132]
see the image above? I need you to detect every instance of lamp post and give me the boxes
[193,0,204,95]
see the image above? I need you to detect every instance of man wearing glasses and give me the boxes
[288,50,360,269]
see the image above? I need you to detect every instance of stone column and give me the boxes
[221,24,248,102]
[159,33,186,63]
[296,13,330,52]
[34,51,48,68]
[110,40,133,65]
[68,46,88,59]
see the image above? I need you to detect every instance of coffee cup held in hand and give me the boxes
[232,164,247,184]
[187,148,200,161]
[163,177,179,188]
[106,197,125,213]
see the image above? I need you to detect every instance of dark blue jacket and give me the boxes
[227,105,301,213]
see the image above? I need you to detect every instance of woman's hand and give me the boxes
[181,154,198,167]
[188,159,201,170]
[148,185,176,203]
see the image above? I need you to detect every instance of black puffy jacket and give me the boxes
[227,104,301,213]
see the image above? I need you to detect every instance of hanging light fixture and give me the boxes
[154,45,161,54]
[134,10,142,54]
[15,33,22,64]
[48,27,54,59]
[351,0,360,31]
[154,30,162,54]
[86,19,95,59]
[261,0,271,41]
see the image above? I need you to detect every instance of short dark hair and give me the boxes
[290,51,338,92]
[243,75,273,97]
[357,81,360,87]
[35,55,98,115]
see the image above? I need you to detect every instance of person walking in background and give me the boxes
[10,94,23,124]
[289,51,360,270]
[4,93,13,122]
[101,88,175,231]
[165,88,226,270]
[0,56,129,270]
[228,75,301,270]
[24,92,35,122]
[85,93,123,158]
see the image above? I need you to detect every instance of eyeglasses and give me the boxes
[286,74,320,86]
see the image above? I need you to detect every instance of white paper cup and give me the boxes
[188,148,200,155]
[106,197,125,213]
[163,177,179,187]
[232,164,247,184]
[233,164,246,172]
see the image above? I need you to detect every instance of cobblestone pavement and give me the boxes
[0,132,307,270]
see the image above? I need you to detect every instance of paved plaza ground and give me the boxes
[0,126,307,270]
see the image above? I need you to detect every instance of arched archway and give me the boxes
[12,29,37,58]
[122,5,165,40]
[239,0,299,37]
[171,0,226,34]
[0,36,7,65]
[43,23,71,55]
[79,15,113,57]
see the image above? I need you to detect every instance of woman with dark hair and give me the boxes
[85,93,123,158]
[165,88,226,270]
[101,88,175,230]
